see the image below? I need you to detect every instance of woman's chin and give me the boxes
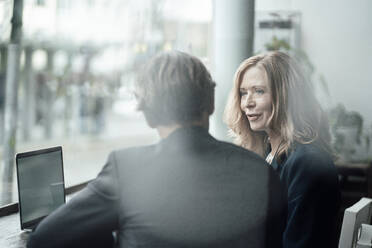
[249,123,262,132]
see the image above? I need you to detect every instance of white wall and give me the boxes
[256,0,372,125]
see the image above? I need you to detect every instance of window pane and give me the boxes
[0,0,212,206]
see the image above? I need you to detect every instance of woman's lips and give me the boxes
[247,114,261,121]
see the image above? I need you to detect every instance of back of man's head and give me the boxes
[135,51,215,127]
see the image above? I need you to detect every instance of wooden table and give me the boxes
[0,210,29,248]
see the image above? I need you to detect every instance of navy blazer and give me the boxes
[28,126,287,248]
[271,142,341,248]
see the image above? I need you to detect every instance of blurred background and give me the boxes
[0,0,371,207]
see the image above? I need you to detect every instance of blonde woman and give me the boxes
[224,51,340,248]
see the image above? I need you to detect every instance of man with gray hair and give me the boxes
[28,51,286,248]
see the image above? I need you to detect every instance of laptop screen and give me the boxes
[16,146,66,230]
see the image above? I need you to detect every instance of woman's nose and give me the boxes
[244,94,255,108]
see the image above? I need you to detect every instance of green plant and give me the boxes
[327,104,369,162]
[264,36,291,51]
[328,104,363,144]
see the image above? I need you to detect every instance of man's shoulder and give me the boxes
[214,139,267,164]
[109,138,268,172]
[110,144,157,161]
[102,145,158,174]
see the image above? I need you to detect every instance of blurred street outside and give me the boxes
[0,112,159,205]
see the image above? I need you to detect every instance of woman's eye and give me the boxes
[255,89,264,94]
[240,91,247,97]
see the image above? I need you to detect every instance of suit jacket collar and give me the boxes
[158,125,214,150]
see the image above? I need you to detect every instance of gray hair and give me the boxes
[135,51,215,127]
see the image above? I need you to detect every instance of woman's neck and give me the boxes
[268,133,282,155]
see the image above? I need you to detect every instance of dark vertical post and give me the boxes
[44,49,54,139]
[22,46,34,141]
[1,0,24,204]
[64,51,73,136]
[0,46,8,144]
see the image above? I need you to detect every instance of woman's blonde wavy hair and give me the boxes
[223,51,331,159]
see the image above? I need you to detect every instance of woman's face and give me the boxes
[239,66,273,133]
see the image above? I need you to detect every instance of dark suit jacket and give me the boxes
[27,126,287,248]
[271,142,340,248]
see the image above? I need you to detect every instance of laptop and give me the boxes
[16,146,66,231]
